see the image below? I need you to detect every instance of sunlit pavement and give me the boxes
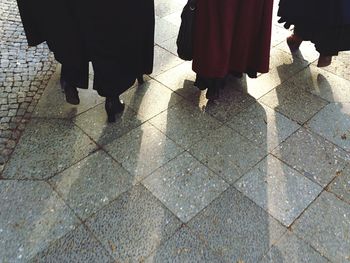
[1,1,350,262]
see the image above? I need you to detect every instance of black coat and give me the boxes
[278,0,350,55]
[278,0,345,26]
[17,0,155,96]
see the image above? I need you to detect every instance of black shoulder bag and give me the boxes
[176,0,197,61]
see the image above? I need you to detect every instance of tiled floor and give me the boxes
[1,1,350,262]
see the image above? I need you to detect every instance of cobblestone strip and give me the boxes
[0,0,57,174]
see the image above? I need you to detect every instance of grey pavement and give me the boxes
[1,0,350,262]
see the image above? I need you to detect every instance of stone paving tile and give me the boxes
[293,191,350,263]
[272,128,350,187]
[150,100,223,149]
[276,39,320,63]
[307,103,350,152]
[188,186,286,263]
[146,227,223,263]
[49,151,134,220]
[104,122,183,182]
[155,16,180,44]
[2,118,97,179]
[328,164,350,204]
[152,45,183,76]
[0,181,80,262]
[313,51,350,81]
[29,225,113,263]
[159,36,178,56]
[260,232,330,263]
[154,0,185,18]
[260,77,329,124]
[227,102,300,151]
[86,185,182,262]
[287,64,350,103]
[204,87,257,123]
[74,104,142,146]
[163,10,182,27]
[271,25,292,48]
[143,152,229,223]
[189,125,267,184]
[33,67,104,119]
[242,48,310,100]
[120,79,183,122]
[235,155,322,226]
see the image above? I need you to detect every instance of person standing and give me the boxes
[16,1,155,122]
[192,0,274,100]
[278,0,350,67]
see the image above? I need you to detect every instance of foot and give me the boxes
[105,97,125,123]
[317,55,332,67]
[61,80,80,105]
[287,34,303,53]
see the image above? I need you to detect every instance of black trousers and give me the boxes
[60,58,137,98]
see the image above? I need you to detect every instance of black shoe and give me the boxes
[105,97,125,123]
[61,80,80,105]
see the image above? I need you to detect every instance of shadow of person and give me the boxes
[149,73,288,262]
[260,48,348,262]
[42,78,183,262]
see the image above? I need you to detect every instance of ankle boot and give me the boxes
[61,80,80,105]
[105,97,125,123]
[287,34,303,53]
[317,55,332,67]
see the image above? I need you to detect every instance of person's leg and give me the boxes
[315,30,337,67]
[287,26,304,52]
[60,61,89,105]
[91,59,134,122]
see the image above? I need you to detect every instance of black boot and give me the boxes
[61,80,80,105]
[105,97,125,123]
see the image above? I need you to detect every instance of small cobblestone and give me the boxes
[8,109,17,117]
[0,0,57,171]
[9,122,18,129]
[6,139,16,149]
[17,123,26,131]
[0,130,12,138]
[11,130,22,140]
[0,144,5,151]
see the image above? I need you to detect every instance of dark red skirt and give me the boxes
[192,0,274,78]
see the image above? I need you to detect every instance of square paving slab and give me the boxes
[227,102,300,151]
[188,187,286,263]
[49,150,134,220]
[2,118,97,179]
[293,191,350,263]
[0,181,79,262]
[86,185,181,262]
[143,152,229,222]
[307,102,350,152]
[29,225,113,263]
[272,128,350,187]
[235,155,322,226]
[146,227,223,263]
[189,125,267,184]
[104,122,183,182]
[260,232,329,263]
